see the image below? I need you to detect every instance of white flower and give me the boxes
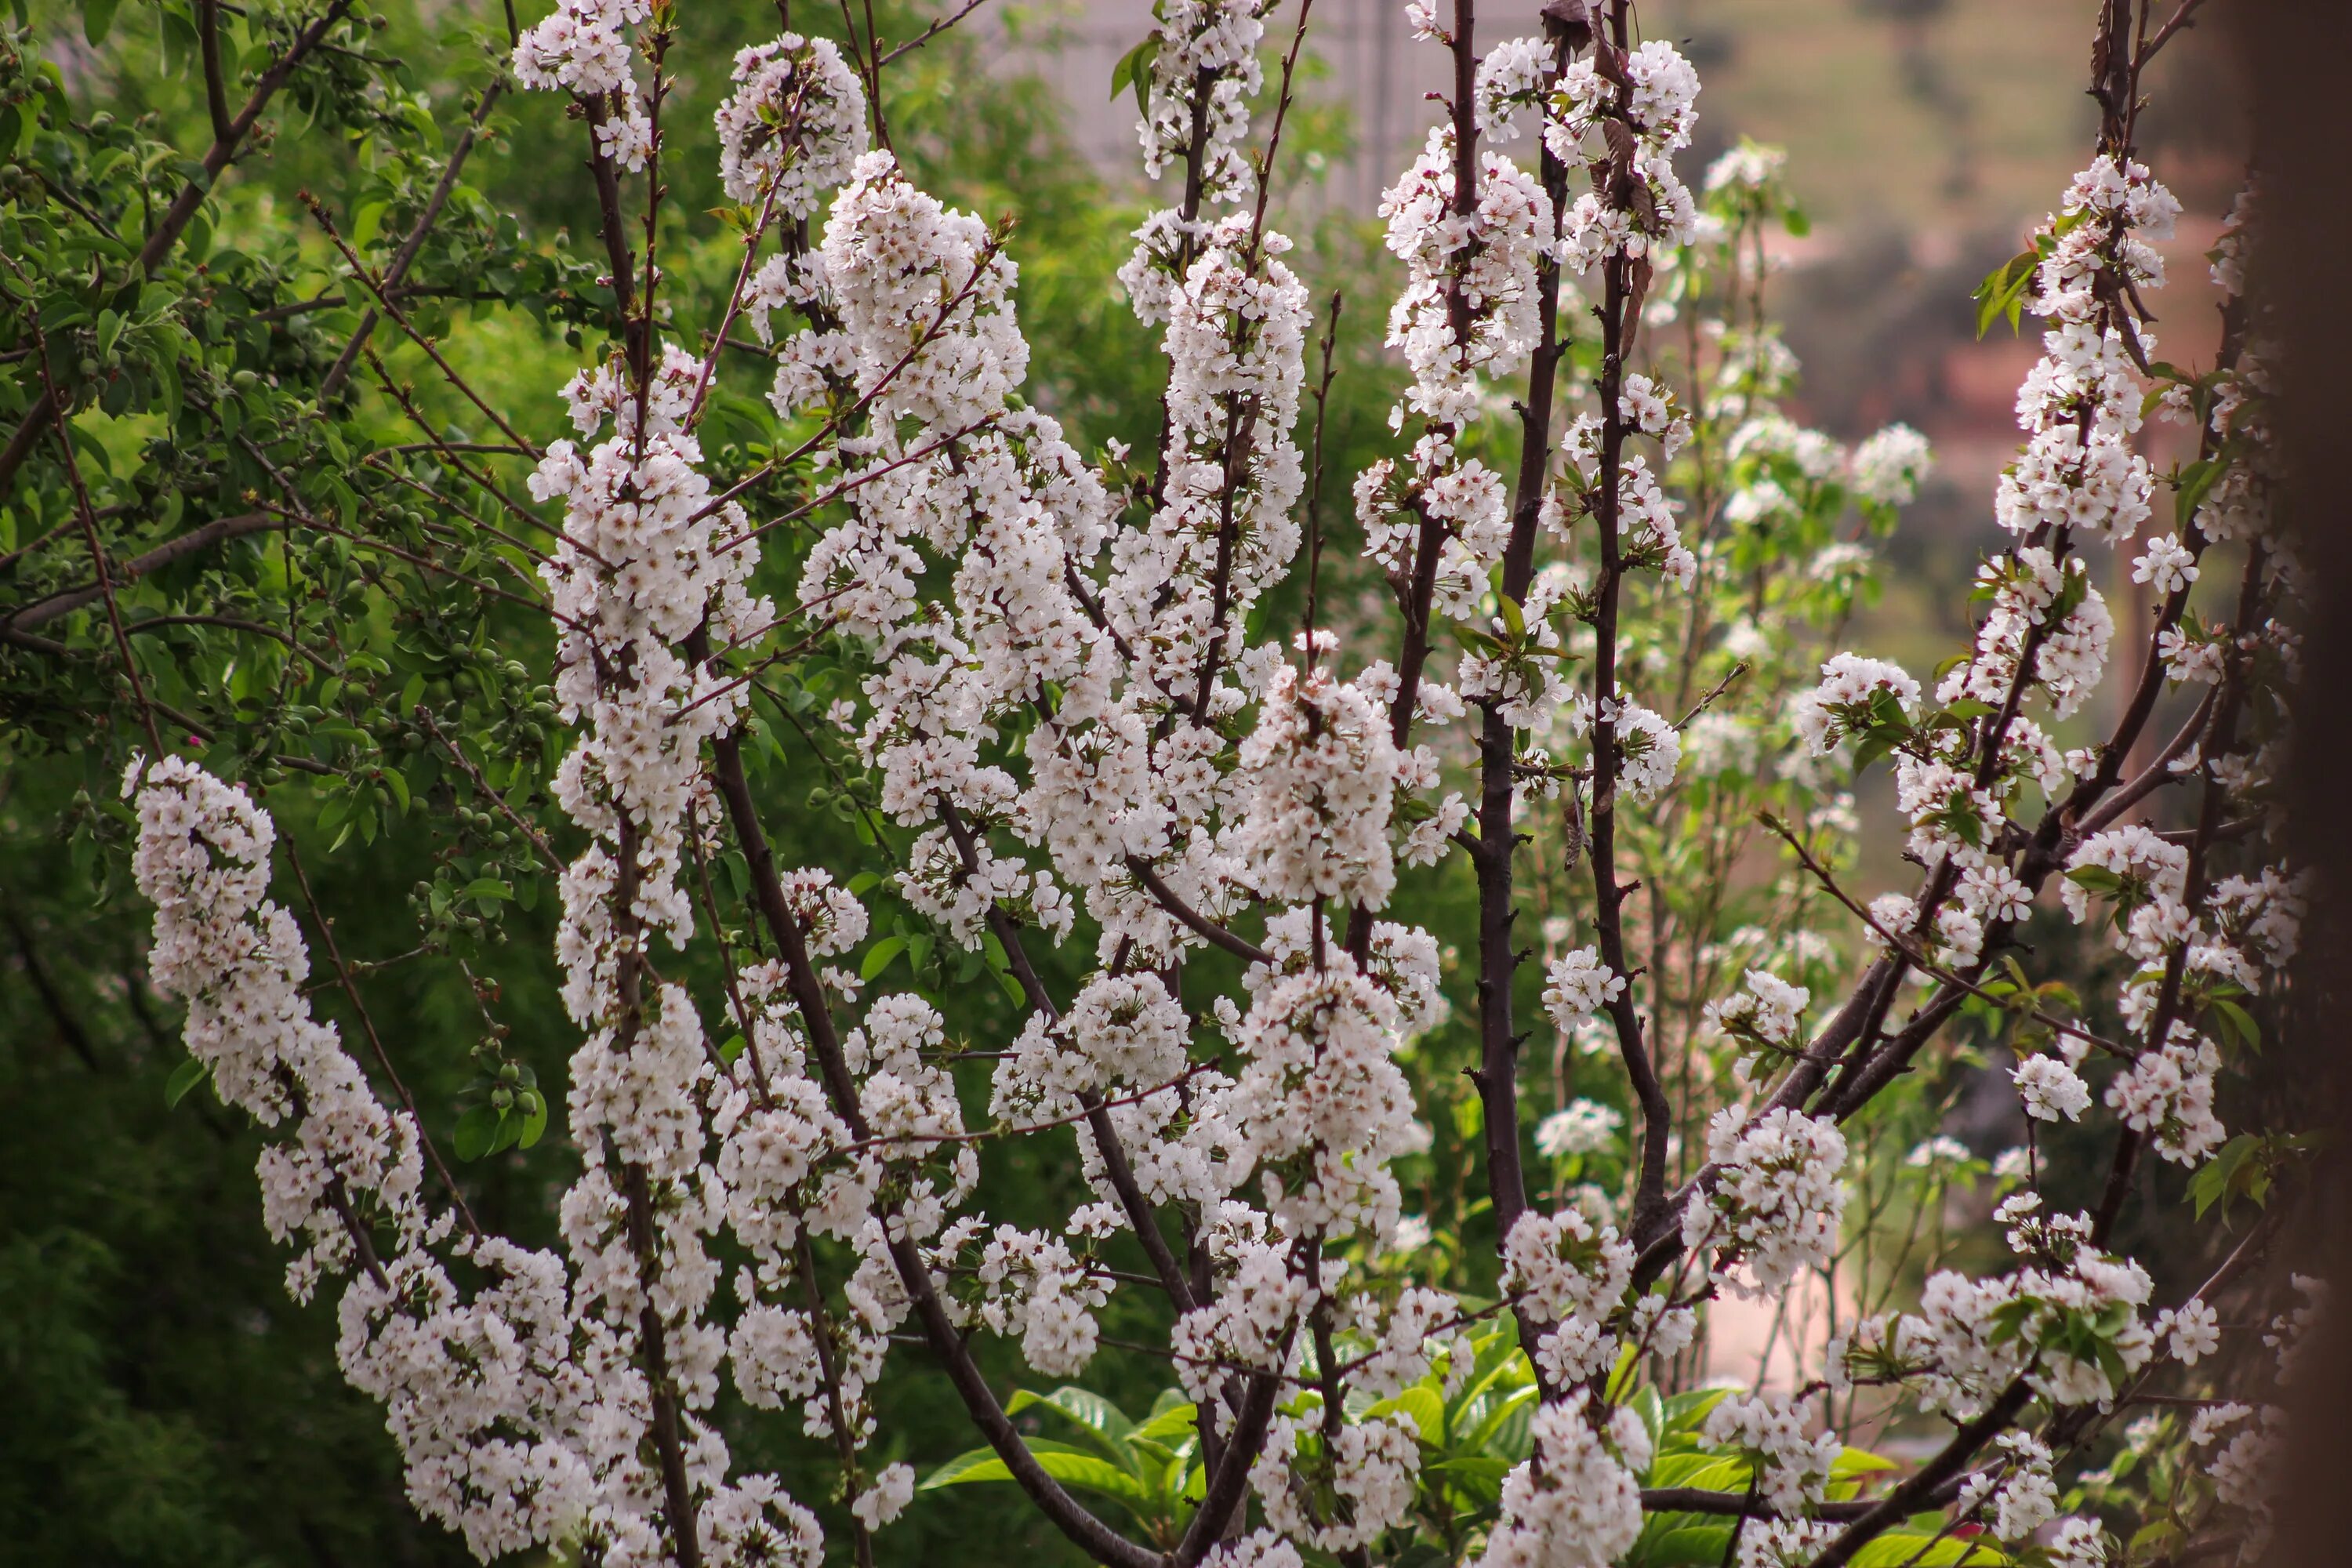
[2014,1054,2092,1122]
[1849,423,1933,506]
[2155,1297,2222,1364]
[850,1463,913,1530]
[1535,1100,1624,1160]
[1543,947,1625,1026]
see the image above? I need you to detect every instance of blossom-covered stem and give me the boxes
[1181,4,1319,718]
[281,833,483,1235]
[2090,541,2270,1246]
[629,24,675,456]
[934,800,1198,1310]
[2074,684,2221,836]
[685,817,775,1105]
[700,727,1161,1568]
[685,177,788,426]
[2044,1206,2276,1457]
[1126,855,1272,964]
[1300,289,1343,659]
[795,1231,877,1568]
[2056,294,2249,829]
[606,808,707,1568]
[1136,45,1224,521]
[1585,0,1676,1242]
[1173,1327,1297,1565]
[1809,964,1971,1124]
[619,1158,704,1568]
[1312,1302,1374,1568]
[1348,0,1484,963]
[1243,0,1319,260]
[1472,19,1576,1260]
[1762,816,2135,1062]
[581,94,650,383]
[702,230,1014,530]
[1806,1380,2034,1568]
[1811,0,2167,1122]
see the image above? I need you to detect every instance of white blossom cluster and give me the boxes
[121,8,2323,1566]
[1134,0,1267,202]
[1545,40,1703,274]
[129,757,609,1560]
[1702,1391,1841,1514]
[712,35,867,215]
[1834,1196,2159,1416]
[1477,1402,1650,1568]
[513,0,655,170]
[1993,154,2180,543]
[1682,1106,1848,1297]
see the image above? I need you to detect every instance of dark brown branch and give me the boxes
[695,674,1160,1568]
[1125,855,1271,965]
[5,514,281,630]
[321,78,510,400]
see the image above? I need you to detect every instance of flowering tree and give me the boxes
[2,0,2317,1565]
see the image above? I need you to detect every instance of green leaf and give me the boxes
[1006,1386,1137,1467]
[84,0,122,45]
[1661,1387,1734,1432]
[2189,1134,2260,1219]
[453,1103,499,1161]
[1850,1534,2005,1567]
[352,201,387,251]
[920,1447,1011,1490]
[2207,996,2261,1054]
[1633,1523,1737,1568]
[1629,1385,1665,1464]
[1972,250,2039,338]
[1367,1385,1446,1446]
[1131,1403,1198,1445]
[861,935,906,981]
[518,1093,549,1149]
[1646,1454,1751,1493]
[920,1448,1159,1515]
[489,1109,523,1155]
[1832,1446,1900,1477]
[1108,35,1161,116]
[461,876,512,903]
[165,1056,210,1108]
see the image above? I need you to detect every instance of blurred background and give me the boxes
[990,0,2249,675]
